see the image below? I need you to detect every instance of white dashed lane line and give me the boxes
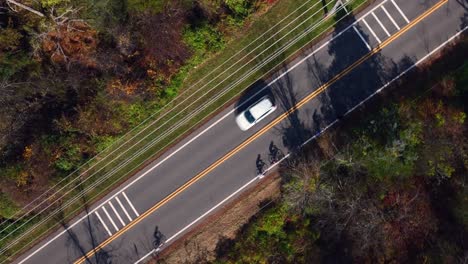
[354,0,411,47]
[95,211,112,237]
[353,26,372,50]
[372,12,391,37]
[391,0,410,23]
[94,192,140,237]
[363,18,382,43]
[381,6,401,30]
[109,201,125,227]
[122,192,140,217]
[115,196,133,222]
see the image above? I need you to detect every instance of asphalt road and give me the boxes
[12,0,467,263]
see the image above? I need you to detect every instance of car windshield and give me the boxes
[244,110,256,123]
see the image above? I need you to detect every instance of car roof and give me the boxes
[249,97,273,119]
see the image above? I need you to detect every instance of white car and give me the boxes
[235,96,277,131]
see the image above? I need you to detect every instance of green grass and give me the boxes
[0,0,372,261]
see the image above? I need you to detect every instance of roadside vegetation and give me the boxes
[209,38,468,263]
[0,0,260,204]
[0,0,273,257]
[0,0,374,260]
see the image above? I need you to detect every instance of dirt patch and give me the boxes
[149,172,282,264]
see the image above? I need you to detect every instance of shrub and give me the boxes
[40,0,70,7]
[0,27,22,52]
[0,52,37,79]
[54,144,82,173]
[0,193,19,219]
[224,0,252,17]
[183,23,225,56]
[127,0,166,13]
[93,136,117,153]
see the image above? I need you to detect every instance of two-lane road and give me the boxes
[13,0,467,263]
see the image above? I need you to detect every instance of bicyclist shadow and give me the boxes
[152,225,166,255]
[268,141,285,164]
[255,141,286,175]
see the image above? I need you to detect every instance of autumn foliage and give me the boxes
[41,21,97,67]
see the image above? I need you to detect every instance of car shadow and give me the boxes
[234,79,275,115]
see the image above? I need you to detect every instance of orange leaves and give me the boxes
[16,171,29,188]
[107,78,141,97]
[22,145,33,160]
[41,21,97,67]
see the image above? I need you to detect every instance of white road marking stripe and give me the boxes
[115,196,133,222]
[391,0,410,23]
[134,176,260,264]
[381,6,400,30]
[342,1,349,14]
[134,24,468,264]
[0,1,334,249]
[17,1,431,262]
[108,201,125,227]
[353,26,372,51]
[372,12,390,36]
[0,0,354,250]
[102,207,119,232]
[95,212,112,236]
[362,18,382,43]
[0,0,318,232]
[122,192,140,217]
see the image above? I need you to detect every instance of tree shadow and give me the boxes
[55,180,114,264]
[320,14,384,118]
[315,10,417,127]
[321,0,329,16]
[456,0,468,29]
[271,68,314,152]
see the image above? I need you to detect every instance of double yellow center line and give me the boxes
[75,0,447,262]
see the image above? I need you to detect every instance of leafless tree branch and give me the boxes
[6,0,44,17]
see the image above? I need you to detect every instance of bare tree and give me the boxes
[5,0,44,17]
[282,159,321,216]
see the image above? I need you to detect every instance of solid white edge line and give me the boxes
[122,192,140,217]
[108,201,125,227]
[353,26,372,51]
[15,0,428,262]
[0,0,318,228]
[0,0,332,243]
[10,0,397,261]
[94,212,112,237]
[381,6,400,30]
[1,0,368,246]
[372,12,390,37]
[132,24,468,264]
[115,196,133,222]
[102,207,119,232]
[391,0,410,23]
[134,176,260,264]
[263,153,291,174]
[362,18,382,43]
